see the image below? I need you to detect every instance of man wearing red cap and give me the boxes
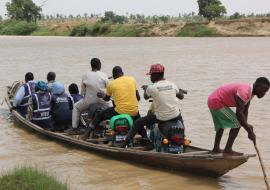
[123,64,185,147]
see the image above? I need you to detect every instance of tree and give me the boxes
[159,15,170,23]
[101,11,116,22]
[101,11,127,24]
[230,12,241,20]
[83,13,88,20]
[197,0,226,20]
[6,0,42,22]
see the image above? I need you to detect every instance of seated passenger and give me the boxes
[82,66,145,140]
[51,82,72,131]
[12,72,36,117]
[65,58,111,134]
[28,81,53,129]
[123,64,185,147]
[68,83,83,110]
[47,72,64,95]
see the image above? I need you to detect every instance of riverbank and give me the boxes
[0,167,69,190]
[1,18,270,37]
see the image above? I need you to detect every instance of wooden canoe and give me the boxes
[5,82,255,177]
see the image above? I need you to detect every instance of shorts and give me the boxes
[210,107,240,131]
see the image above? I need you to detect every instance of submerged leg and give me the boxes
[212,128,224,153]
[223,128,242,156]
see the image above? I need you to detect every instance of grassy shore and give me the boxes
[0,167,69,190]
[1,18,270,37]
[176,23,222,37]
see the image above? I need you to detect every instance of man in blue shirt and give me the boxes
[47,72,64,95]
[12,72,36,117]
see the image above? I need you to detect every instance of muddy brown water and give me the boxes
[0,36,270,190]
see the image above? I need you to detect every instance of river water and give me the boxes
[0,36,270,190]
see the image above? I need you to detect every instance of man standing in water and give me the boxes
[208,77,270,156]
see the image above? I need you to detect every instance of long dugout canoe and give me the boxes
[5,82,255,177]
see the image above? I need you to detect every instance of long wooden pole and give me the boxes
[254,142,270,190]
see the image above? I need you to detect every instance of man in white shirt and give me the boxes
[123,64,185,146]
[66,58,111,133]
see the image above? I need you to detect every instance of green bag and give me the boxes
[109,114,134,130]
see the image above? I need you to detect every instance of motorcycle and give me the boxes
[148,116,187,153]
[145,88,190,154]
[80,104,109,138]
[106,114,134,147]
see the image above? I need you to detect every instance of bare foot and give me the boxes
[79,134,89,141]
[223,150,243,157]
[211,148,223,154]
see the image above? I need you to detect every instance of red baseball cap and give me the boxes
[146,64,165,75]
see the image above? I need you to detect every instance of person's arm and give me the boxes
[50,96,55,112]
[103,94,111,101]
[98,83,112,102]
[26,97,33,121]
[176,90,184,100]
[97,91,111,101]
[103,80,111,101]
[244,101,250,120]
[142,85,150,100]
[67,96,73,110]
[236,96,255,143]
[80,80,86,97]
[136,90,140,101]
[13,86,25,107]
[176,86,187,100]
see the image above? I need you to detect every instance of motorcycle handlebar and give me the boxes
[142,85,188,95]
[179,88,188,94]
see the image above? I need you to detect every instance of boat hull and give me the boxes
[5,84,255,177]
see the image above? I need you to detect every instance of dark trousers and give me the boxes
[32,119,53,129]
[91,107,145,136]
[16,106,27,117]
[126,113,184,142]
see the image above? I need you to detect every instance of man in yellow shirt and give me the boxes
[82,66,145,139]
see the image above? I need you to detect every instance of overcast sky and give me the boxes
[1,0,270,17]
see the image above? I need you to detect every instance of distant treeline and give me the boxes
[7,11,269,24]
[2,0,270,23]
[1,0,270,37]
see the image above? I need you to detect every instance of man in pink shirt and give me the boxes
[208,77,270,156]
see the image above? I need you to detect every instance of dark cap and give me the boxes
[36,81,48,92]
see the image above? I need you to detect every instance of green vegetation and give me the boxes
[70,23,111,36]
[0,167,69,190]
[70,24,90,36]
[107,25,148,37]
[197,0,226,20]
[70,22,149,37]
[0,20,37,35]
[177,23,222,37]
[31,26,57,36]
[1,0,270,37]
[101,11,127,24]
[6,0,42,22]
